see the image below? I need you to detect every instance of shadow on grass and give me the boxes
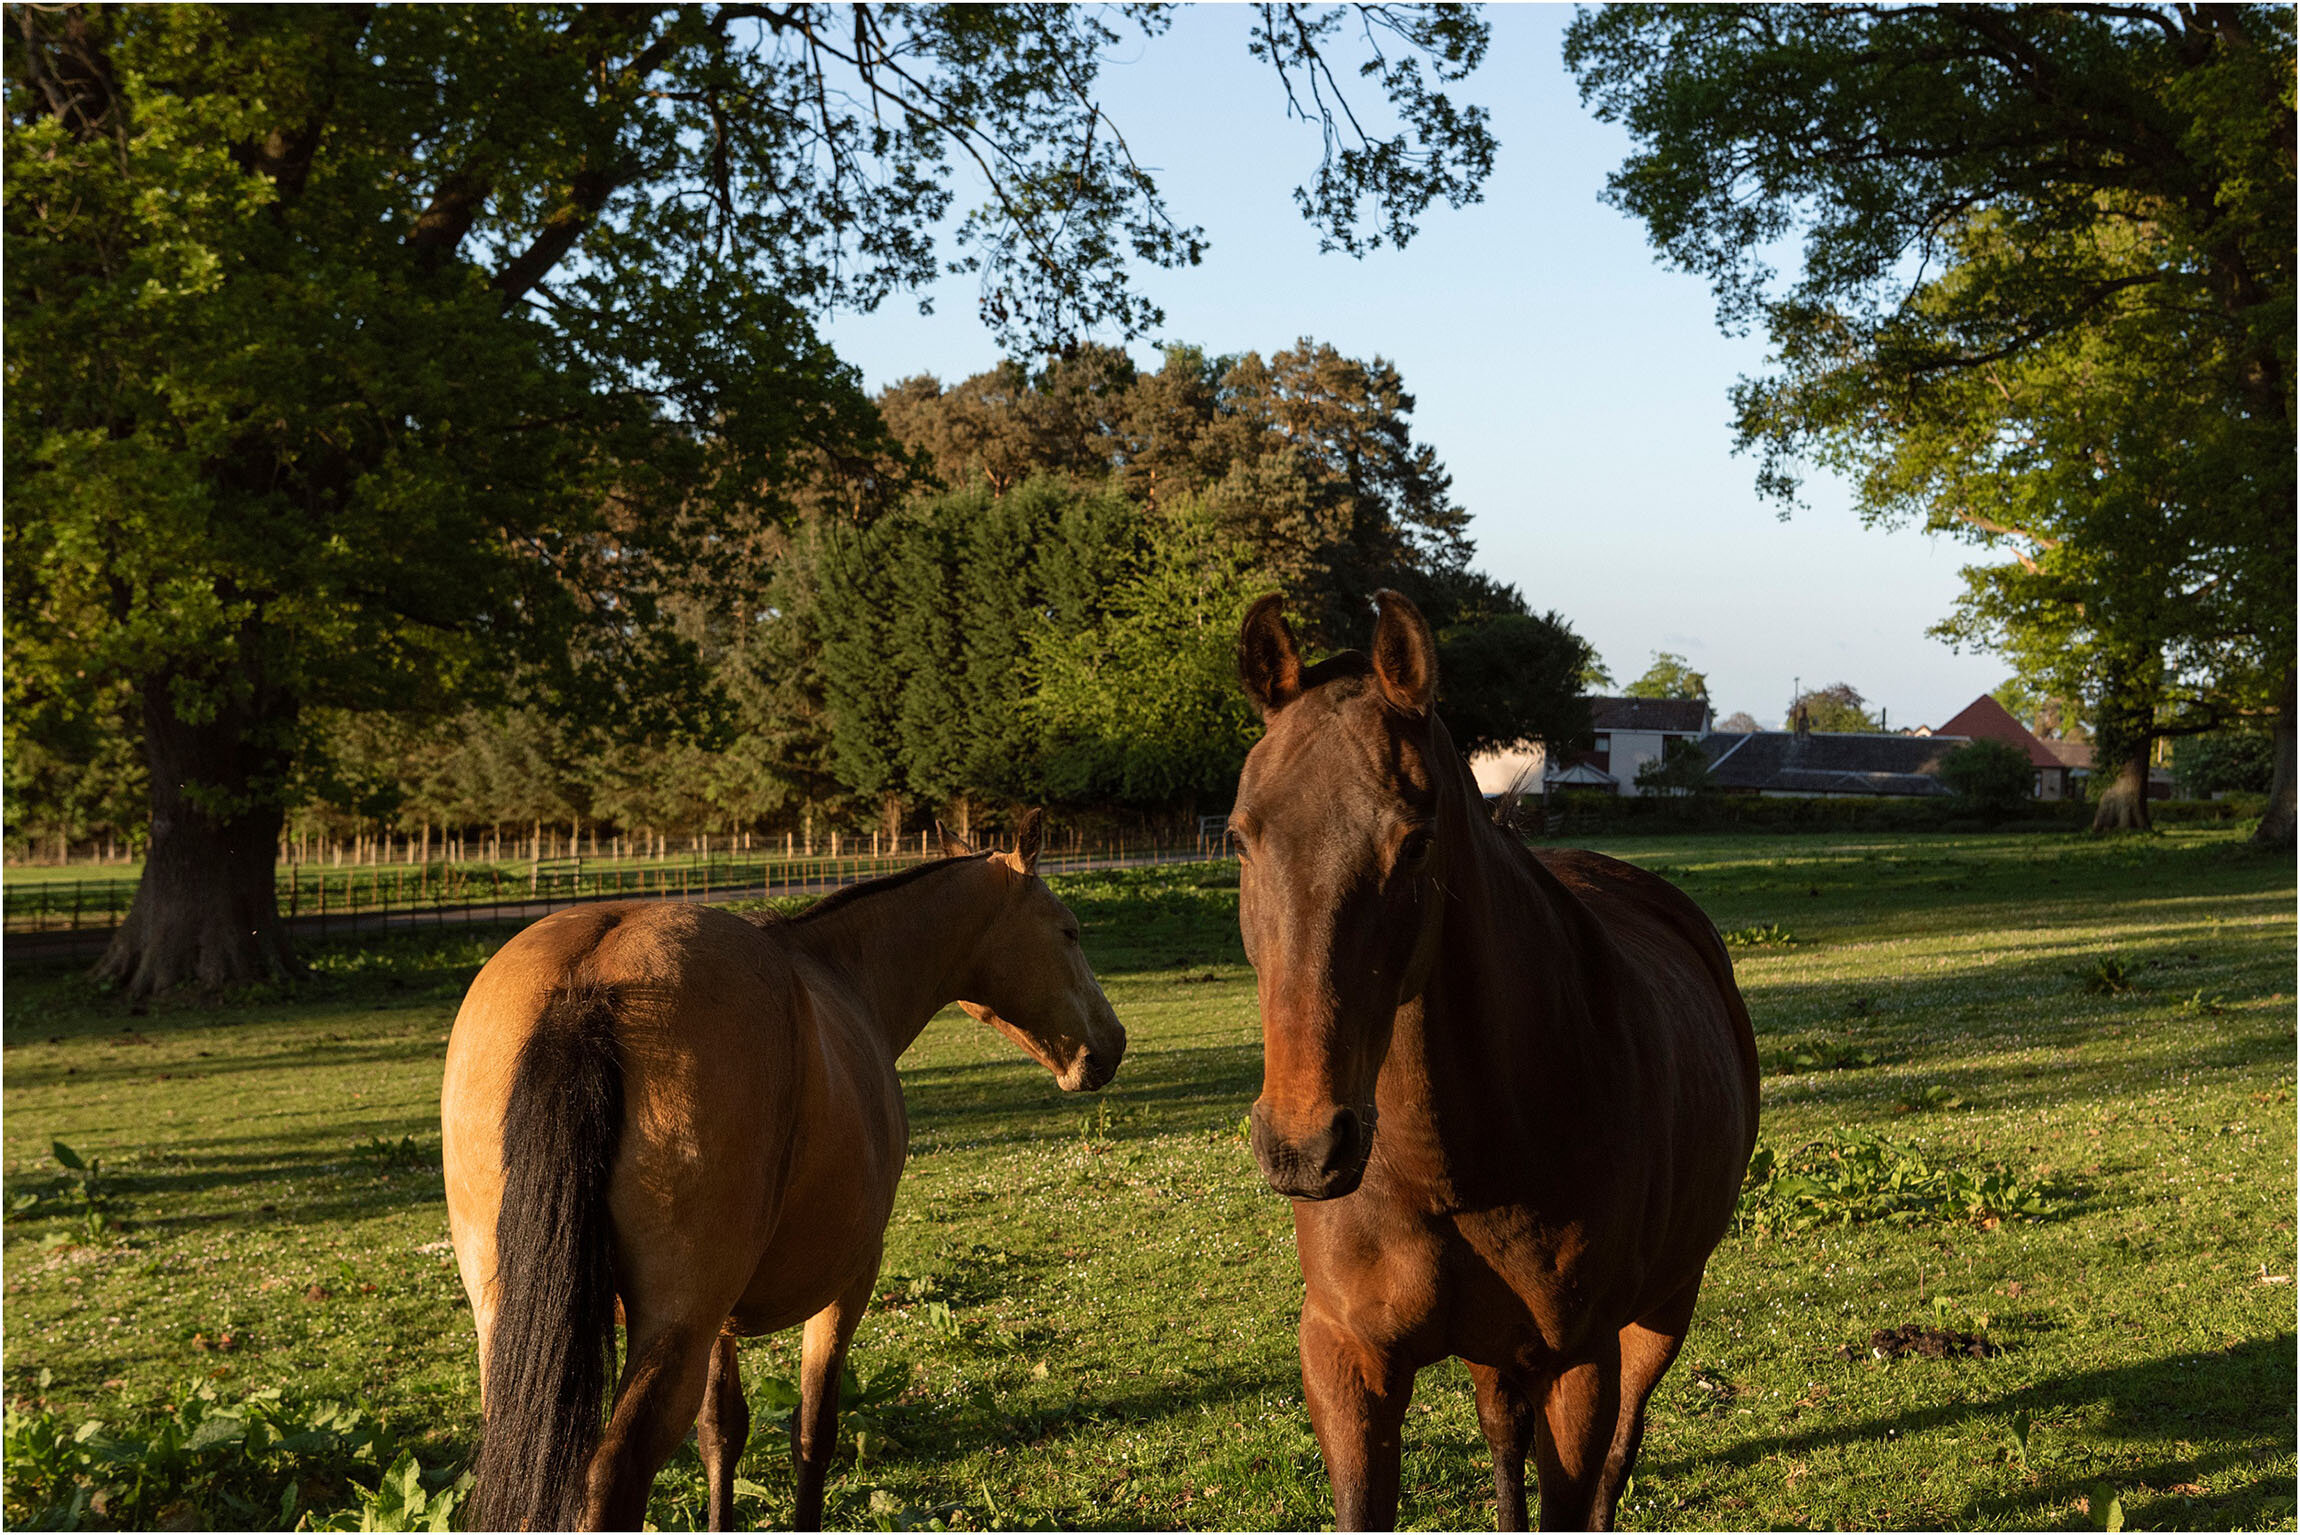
[1647,1333,2297,1530]
[901,1040,1265,1148]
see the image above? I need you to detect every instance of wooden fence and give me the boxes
[4,832,1237,943]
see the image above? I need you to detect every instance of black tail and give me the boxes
[469,983,625,1531]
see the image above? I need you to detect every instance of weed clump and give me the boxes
[1737,1129,2064,1236]
[1,1375,468,1530]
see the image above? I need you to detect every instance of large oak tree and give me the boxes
[6,3,1496,994]
[1566,3,2295,842]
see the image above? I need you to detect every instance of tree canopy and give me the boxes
[1790,683,1880,734]
[1566,3,2296,842]
[5,3,1499,993]
[1623,651,1708,701]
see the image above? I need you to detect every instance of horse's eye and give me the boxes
[1398,831,1435,871]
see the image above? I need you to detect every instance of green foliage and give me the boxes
[1430,609,1595,758]
[1992,678,2086,744]
[1938,738,2034,815]
[878,341,1476,648]
[0,1377,455,1531]
[2082,955,2139,996]
[11,1139,119,1241]
[1789,683,1879,734]
[2175,731,2277,798]
[1720,922,1796,948]
[1567,4,2296,842]
[1737,1130,2063,1237]
[1029,497,1269,810]
[1623,651,1707,701]
[5,6,1500,986]
[1764,1040,1878,1075]
[1634,736,1715,797]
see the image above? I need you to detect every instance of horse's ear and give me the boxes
[937,821,975,858]
[1369,589,1437,716]
[1013,807,1044,875]
[1238,593,1303,717]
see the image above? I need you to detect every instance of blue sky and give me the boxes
[819,4,2009,731]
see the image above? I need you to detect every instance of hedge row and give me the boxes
[1534,792,2266,836]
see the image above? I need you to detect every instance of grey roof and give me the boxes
[1588,696,1710,733]
[1699,730,1968,797]
[1547,760,1618,787]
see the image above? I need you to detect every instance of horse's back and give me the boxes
[442,902,812,1329]
[444,900,803,1141]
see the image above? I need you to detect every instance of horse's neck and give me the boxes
[1377,810,1604,1181]
[785,867,994,1057]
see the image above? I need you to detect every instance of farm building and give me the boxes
[1467,696,1713,798]
[1934,694,2080,800]
[1698,712,1966,797]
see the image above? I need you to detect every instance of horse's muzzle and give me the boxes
[1063,1028,1125,1093]
[1249,1100,1373,1200]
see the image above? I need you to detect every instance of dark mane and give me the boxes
[1302,650,1374,689]
[774,852,991,925]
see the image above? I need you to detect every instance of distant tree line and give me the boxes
[8,342,1593,858]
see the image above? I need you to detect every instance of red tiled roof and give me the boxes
[2042,738,2093,769]
[1934,695,2063,769]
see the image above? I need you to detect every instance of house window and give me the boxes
[1593,733,1610,752]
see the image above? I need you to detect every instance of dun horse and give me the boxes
[441,812,1124,1531]
[1231,593,1759,1531]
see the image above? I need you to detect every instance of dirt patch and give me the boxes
[1838,1324,2000,1361]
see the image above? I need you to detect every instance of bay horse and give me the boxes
[440,811,1124,1531]
[1230,593,1758,1531]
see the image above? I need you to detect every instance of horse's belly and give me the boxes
[725,1119,905,1334]
[725,1216,887,1335]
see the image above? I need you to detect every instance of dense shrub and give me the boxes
[1937,738,2035,815]
[1536,791,2092,836]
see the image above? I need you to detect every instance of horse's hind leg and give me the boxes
[580,1319,719,1531]
[793,1253,881,1531]
[1593,1275,1704,1531]
[1468,1362,1538,1531]
[698,1331,751,1531]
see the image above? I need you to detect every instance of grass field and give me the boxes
[3,830,2293,1531]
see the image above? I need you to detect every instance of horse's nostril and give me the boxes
[1320,1106,1362,1176]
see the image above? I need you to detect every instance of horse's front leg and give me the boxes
[1300,1299,1415,1530]
[792,1252,882,1531]
[1530,1334,1622,1532]
[1468,1362,1539,1531]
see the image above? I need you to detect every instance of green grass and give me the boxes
[4,830,2293,1530]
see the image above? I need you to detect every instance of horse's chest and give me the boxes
[1304,1201,1622,1370]
[1441,1206,1661,1367]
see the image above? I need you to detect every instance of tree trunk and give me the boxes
[2090,745,2154,832]
[2252,671,2296,851]
[2090,649,2157,833]
[97,678,300,997]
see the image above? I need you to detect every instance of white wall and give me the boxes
[1469,742,1547,796]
